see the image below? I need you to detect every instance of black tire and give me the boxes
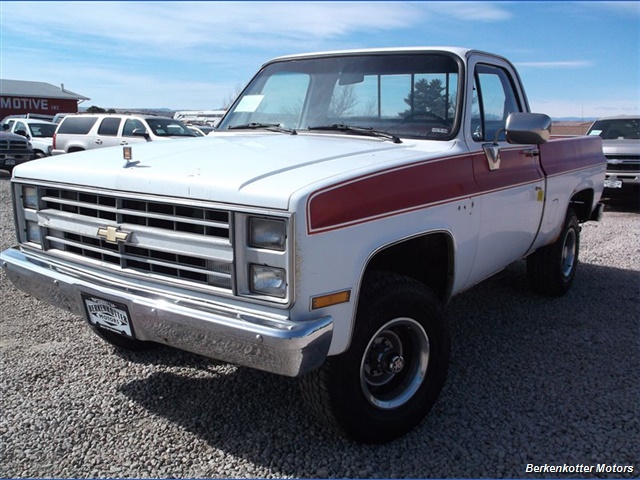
[91,326,157,352]
[527,208,580,296]
[300,271,450,443]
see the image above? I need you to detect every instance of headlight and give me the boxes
[22,186,38,209]
[248,217,286,251]
[250,265,287,298]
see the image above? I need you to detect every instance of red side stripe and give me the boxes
[307,154,477,233]
[306,140,604,234]
[540,136,605,176]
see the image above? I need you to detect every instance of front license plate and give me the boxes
[604,178,622,189]
[4,159,15,166]
[82,294,134,338]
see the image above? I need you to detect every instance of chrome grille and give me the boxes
[0,138,30,152]
[39,187,234,291]
[605,155,640,173]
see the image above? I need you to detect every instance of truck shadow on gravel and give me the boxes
[118,260,639,478]
[602,190,640,213]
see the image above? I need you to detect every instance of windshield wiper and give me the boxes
[306,123,402,144]
[228,122,297,135]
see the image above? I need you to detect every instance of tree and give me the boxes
[222,82,246,110]
[329,85,359,117]
[86,105,106,113]
[400,78,452,119]
[84,106,116,114]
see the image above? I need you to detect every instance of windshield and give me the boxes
[218,53,461,140]
[28,123,57,138]
[588,118,640,140]
[144,118,196,137]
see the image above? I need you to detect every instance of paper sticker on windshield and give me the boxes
[588,130,602,136]
[235,95,264,113]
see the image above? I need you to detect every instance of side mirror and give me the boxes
[132,128,151,140]
[15,129,28,138]
[505,112,551,145]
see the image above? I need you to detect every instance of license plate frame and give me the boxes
[82,294,134,338]
[604,178,622,189]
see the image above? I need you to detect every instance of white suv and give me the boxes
[51,114,196,155]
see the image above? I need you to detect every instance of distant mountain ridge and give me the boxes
[78,106,175,117]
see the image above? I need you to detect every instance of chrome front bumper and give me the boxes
[1,247,333,377]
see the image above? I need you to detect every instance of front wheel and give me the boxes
[527,208,580,296]
[300,272,450,443]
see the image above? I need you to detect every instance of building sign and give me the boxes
[1,97,49,110]
[0,96,79,117]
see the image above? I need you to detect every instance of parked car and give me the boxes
[1,118,57,158]
[0,131,34,171]
[187,125,216,136]
[51,113,196,155]
[1,113,55,123]
[52,113,73,124]
[173,110,226,127]
[587,116,640,190]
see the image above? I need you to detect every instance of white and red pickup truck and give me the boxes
[1,47,605,443]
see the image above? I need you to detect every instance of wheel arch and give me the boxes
[362,230,455,304]
[569,188,595,222]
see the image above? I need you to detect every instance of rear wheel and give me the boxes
[300,271,450,443]
[527,208,580,296]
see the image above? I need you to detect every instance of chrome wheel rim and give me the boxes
[360,317,430,409]
[561,228,577,278]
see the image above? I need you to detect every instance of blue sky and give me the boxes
[1,1,638,119]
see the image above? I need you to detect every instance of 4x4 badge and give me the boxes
[97,226,131,244]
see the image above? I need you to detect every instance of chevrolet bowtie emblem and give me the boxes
[97,226,131,244]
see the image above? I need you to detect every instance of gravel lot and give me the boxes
[1,175,638,478]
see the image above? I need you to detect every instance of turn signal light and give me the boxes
[311,290,351,310]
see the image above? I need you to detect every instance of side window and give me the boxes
[471,64,521,142]
[57,117,99,135]
[15,121,27,134]
[122,119,146,136]
[97,117,121,136]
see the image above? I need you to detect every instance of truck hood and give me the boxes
[14,132,454,209]
[601,139,640,156]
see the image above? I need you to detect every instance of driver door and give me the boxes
[466,60,545,284]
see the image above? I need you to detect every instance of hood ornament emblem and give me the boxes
[123,146,141,168]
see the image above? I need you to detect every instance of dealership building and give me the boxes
[0,79,90,119]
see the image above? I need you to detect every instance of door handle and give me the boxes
[95,139,103,145]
